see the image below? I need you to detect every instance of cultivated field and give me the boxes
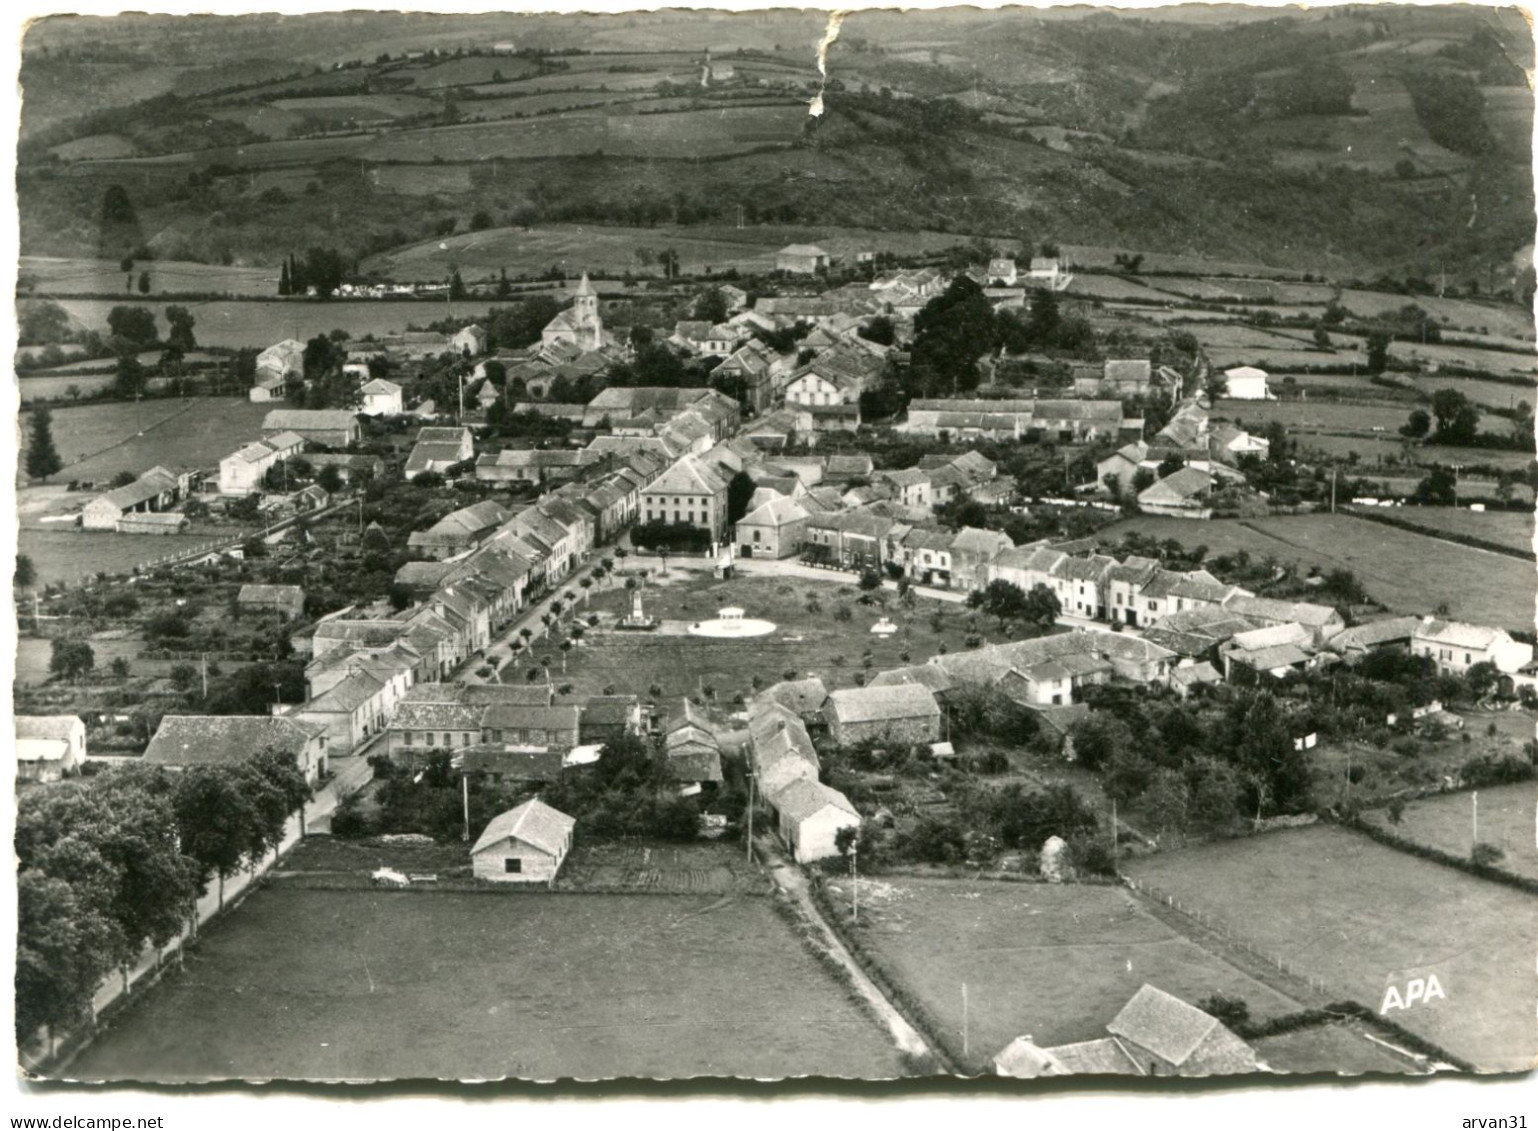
[1123,824,1537,1072]
[1098,514,1535,630]
[1362,784,1538,882]
[18,397,275,483]
[819,876,1307,1072]
[66,888,906,1081]
[517,570,1003,702]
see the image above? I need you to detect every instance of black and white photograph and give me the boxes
[8,0,1537,1101]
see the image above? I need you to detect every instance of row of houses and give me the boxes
[902,398,1140,443]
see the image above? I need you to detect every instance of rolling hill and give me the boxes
[16,5,1535,288]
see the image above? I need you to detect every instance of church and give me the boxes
[541,274,609,352]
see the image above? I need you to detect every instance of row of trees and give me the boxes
[17,751,310,1044]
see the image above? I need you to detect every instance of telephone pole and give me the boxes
[745,771,755,864]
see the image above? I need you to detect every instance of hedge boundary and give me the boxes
[1235,1003,1474,1072]
[1335,815,1538,895]
[804,872,974,1075]
[1342,506,1535,561]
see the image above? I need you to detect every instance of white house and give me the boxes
[359,378,404,416]
[452,324,488,357]
[773,778,860,862]
[470,798,575,883]
[1222,366,1272,401]
[15,715,86,782]
[1411,618,1533,676]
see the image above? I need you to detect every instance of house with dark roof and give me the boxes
[144,715,329,783]
[470,798,575,883]
[261,409,361,449]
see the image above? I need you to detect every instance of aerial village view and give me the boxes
[9,3,1537,1097]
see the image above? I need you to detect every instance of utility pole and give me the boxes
[463,773,471,842]
[962,983,970,1058]
[1330,468,1337,514]
[201,653,207,699]
[1472,790,1478,853]
[850,840,859,924]
[745,771,755,863]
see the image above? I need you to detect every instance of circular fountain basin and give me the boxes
[687,616,777,638]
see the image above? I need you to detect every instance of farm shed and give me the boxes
[824,684,942,747]
[116,511,190,535]
[470,798,575,884]
[772,778,860,863]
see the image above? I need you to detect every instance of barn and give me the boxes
[773,778,860,863]
[470,798,576,884]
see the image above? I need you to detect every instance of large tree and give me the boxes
[96,184,144,260]
[25,408,63,481]
[1429,388,1480,446]
[106,305,157,350]
[910,276,998,396]
[164,305,197,354]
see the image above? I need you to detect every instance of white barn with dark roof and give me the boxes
[471,798,575,883]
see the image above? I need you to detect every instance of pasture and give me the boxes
[819,876,1308,1073]
[17,529,226,590]
[1412,374,1536,411]
[367,222,1011,280]
[1362,784,1537,882]
[21,256,280,297]
[512,569,999,703]
[1251,1020,1426,1076]
[18,397,275,483]
[65,888,905,1081]
[1097,513,1534,629]
[44,298,501,349]
[1343,506,1534,555]
[1123,825,1537,1072]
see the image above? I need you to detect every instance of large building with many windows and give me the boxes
[638,456,729,541]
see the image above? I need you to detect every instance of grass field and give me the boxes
[820,877,1306,1072]
[17,530,226,590]
[1098,514,1535,630]
[1413,373,1537,411]
[19,397,275,483]
[1343,506,1534,554]
[366,222,1004,280]
[40,298,502,349]
[21,256,281,297]
[1123,824,1537,1072]
[1251,1020,1426,1076]
[66,888,905,1081]
[516,570,1001,702]
[1362,784,1537,882]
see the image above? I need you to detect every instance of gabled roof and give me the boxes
[144,715,322,767]
[15,716,82,741]
[238,583,303,604]
[471,798,575,856]
[262,409,359,432]
[758,677,828,717]
[644,455,729,496]
[1107,984,1258,1074]
[739,494,810,529]
[773,777,858,823]
[826,684,941,724]
[1224,596,1342,628]
[1411,617,1507,650]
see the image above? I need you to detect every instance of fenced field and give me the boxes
[21,256,280,297]
[65,888,905,1081]
[19,397,274,482]
[1361,784,1537,883]
[1123,824,1538,1072]
[817,876,1305,1073]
